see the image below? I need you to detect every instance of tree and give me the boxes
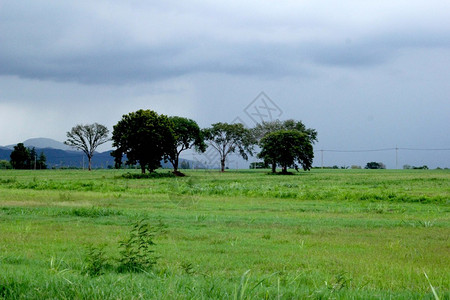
[65,123,110,171]
[111,109,174,174]
[10,143,31,169]
[258,130,314,173]
[365,162,386,169]
[203,122,255,172]
[253,119,317,172]
[29,147,37,169]
[167,116,206,175]
[37,152,47,169]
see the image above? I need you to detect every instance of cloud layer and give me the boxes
[1,1,449,84]
[1,1,449,167]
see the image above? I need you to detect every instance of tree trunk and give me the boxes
[173,153,179,173]
[271,160,276,173]
[282,165,288,173]
[88,156,92,171]
[221,158,226,172]
[141,165,146,174]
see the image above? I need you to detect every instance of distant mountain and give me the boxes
[4,138,73,151]
[0,147,114,169]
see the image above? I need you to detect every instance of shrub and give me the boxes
[83,244,108,276]
[0,160,12,169]
[118,220,157,272]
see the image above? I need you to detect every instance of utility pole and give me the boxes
[395,145,398,169]
[321,149,324,169]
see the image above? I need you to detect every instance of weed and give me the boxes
[234,269,251,300]
[117,220,157,273]
[83,244,108,276]
[49,256,71,275]
[327,271,351,293]
[424,271,440,300]
[181,262,194,275]
[262,233,271,240]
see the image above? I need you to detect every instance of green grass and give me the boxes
[0,169,448,299]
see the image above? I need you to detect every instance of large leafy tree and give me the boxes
[111,109,174,174]
[365,162,386,169]
[258,130,314,173]
[10,143,30,169]
[203,122,255,172]
[65,123,110,171]
[254,119,317,172]
[167,116,206,174]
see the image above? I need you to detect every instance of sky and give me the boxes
[1,0,449,168]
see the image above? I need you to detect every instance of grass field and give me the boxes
[0,169,449,299]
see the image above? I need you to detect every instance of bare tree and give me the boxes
[203,122,255,172]
[65,123,110,171]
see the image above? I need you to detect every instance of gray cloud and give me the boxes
[1,0,449,168]
[1,1,449,84]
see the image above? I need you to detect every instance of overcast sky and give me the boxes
[1,0,449,168]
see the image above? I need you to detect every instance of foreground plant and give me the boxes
[118,220,157,272]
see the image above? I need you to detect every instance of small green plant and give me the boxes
[118,220,157,273]
[424,271,440,300]
[234,269,251,300]
[181,261,194,274]
[83,244,108,276]
[327,271,351,293]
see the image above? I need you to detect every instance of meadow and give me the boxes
[0,168,448,299]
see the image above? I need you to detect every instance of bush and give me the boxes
[83,244,108,276]
[118,220,157,272]
[0,160,12,169]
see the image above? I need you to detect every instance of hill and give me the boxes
[4,137,72,150]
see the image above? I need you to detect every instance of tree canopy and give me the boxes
[254,119,317,173]
[258,130,314,173]
[111,109,174,174]
[365,162,386,169]
[167,116,206,175]
[10,143,30,169]
[203,122,255,172]
[253,119,317,144]
[9,144,47,170]
[65,123,110,171]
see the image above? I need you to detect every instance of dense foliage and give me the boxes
[167,116,206,174]
[365,161,386,169]
[259,130,314,173]
[254,120,317,173]
[112,109,174,173]
[9,143,46,169]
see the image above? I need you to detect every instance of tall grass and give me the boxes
[0,169,448,298]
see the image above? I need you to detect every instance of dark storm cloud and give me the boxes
[1,1,449,84]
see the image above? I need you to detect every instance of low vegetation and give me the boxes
[0,169,448,299]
